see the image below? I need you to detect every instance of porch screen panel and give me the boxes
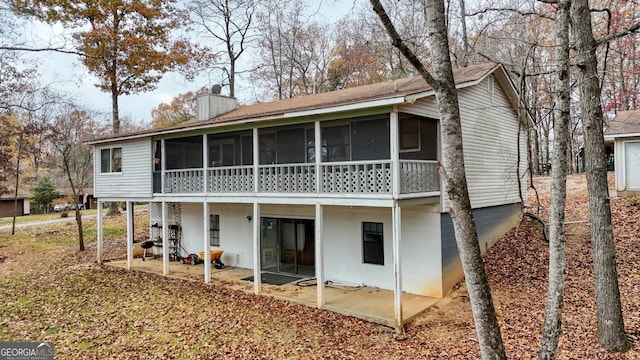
[399,114,438,161]
[241,135,253,165]
[276,128,305,164]
[322,125,350,162]
[165,135,203,169]
[259,132,276,164]
[351,117,390,161]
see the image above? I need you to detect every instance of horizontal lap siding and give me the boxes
[94,140,153,198]
[458,76,523,208]
[400,76,525,210]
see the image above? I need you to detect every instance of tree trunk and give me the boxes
[539,1,570,358]
[11,143,21,236]
[570,0,629,352]
[370,1,506,358]
[76,208,84,251]
[108,67,121,216]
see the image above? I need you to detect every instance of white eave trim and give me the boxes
[604,132,640,140]
[283,97,406,118]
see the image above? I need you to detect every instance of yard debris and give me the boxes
[0,174,638,358]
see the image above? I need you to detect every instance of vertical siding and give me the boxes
[402,75,526,209]
[94,139,153,198]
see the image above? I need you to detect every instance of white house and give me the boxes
[604,110,640,195]
[89,63,527,328]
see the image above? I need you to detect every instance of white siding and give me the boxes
[323,206,442,297]
[614,137,640,191]
[181,203,255,268]
[179,203,443,297]
[94,139,152,198]
[402,75,525,209]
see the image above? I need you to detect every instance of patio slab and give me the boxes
[105,257,439,328]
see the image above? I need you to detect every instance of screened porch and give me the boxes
[152,114,441,198]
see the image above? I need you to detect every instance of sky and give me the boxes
[24,1,357,126]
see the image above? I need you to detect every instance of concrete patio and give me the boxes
[105,257,439,328]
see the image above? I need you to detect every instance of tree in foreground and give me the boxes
[370,0,506,358]
[539,0,571,358]
[48,106,95,251]
[15,0,208,215]
[15,0,202,135]
[570,0,630,352]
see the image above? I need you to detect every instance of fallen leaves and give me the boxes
[0,174,638,358]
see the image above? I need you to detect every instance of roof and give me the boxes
[605,110,640,138]
[88,62,513,145]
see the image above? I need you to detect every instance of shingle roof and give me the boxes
[87,62,504,144]
[606,110,640,135]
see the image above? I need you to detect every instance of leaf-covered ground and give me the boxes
[0,175,638,359]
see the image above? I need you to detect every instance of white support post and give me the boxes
[314,121,321,194]
[253,128,259,193]
[162,201,169,276]
[97,200,103,264]
[315,203,324,308]
[392,201,403,332]
[126,201,134,270]
[390,108,400,199]
[203,134,208,194]
[252,202,261,294]
[203,202,211,284]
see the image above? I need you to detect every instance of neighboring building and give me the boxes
[0,193,31,217]
[604,110,640,195]
[89,63,528,328]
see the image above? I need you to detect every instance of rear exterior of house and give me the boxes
[91,63,527,328]
[605,110,640,195]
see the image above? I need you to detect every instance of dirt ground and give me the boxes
[1,173,638,359]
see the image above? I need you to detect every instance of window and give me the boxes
[210,214,220,246]
[100,147,122,173]
[362,222,384,265]
[399,117,421,152]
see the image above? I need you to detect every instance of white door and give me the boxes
[625,141,640,190]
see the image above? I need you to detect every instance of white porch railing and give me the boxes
[321,161,392,193]
[159,160,439,196]
[208,166,253,193]
[400,160,440,193]
[164,169,204,193]
[259,164,316,192]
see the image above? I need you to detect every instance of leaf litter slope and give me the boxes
[0,173,638,359]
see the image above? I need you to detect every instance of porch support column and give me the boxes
[392,201,404,332]
[315,203,325,308]
[253,128,259,193]
[203,202,211,284]
[252,202,261,294]
[202,134,208,193]
[390,108,400,199]
[126,201,134,270]
[162,201,169,276]
[97,200,103,264]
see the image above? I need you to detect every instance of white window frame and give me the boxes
[100,147,122,174]
[399,118,421,153]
